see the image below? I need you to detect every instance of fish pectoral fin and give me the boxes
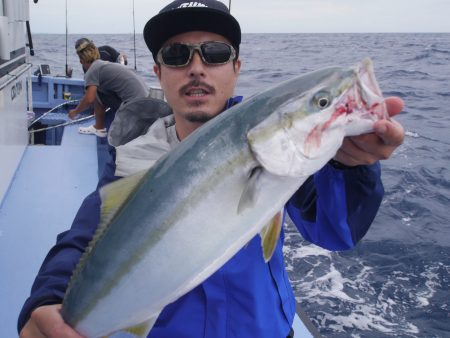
[260,210,283,262]
[237,166,263,214]
[99,169,148,227]
[116,313,159,338]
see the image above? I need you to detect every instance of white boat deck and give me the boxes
[0,122,99,337]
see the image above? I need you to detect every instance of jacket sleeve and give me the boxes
[286,161,384,251]
[17,158,121,333]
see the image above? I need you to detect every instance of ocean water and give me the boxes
[29,33,450,337]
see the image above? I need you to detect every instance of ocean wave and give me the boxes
[404,53,432,62]
[427,47,450,55]
[285,236,450,338]
[389,91,428,99]
[404,47,450,63]
[387,69,430,78]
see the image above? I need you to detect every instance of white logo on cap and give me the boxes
[178,2,208,8]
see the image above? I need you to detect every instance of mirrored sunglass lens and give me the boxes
[201,42,232,64]
[162,44,191,66]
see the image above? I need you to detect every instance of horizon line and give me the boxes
[31,31,450,35]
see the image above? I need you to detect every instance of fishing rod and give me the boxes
[26,21,35,56]
[65,0,69,77]
[132,0,137,70]
[228,0,231,12]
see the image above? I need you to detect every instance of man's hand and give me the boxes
[68,109,78,120]
[333,96,405,166]
[68,86,97,120]
[20,304,83,338]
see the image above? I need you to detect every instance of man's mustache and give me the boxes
[179,79,215,95]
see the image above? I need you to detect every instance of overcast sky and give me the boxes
[29,0,450,34]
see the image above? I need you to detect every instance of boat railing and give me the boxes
[31,75,85,110]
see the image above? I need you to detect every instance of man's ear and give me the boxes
[234,58,241,75]
[153,64,162,81]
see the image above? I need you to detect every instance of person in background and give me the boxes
[18,1,405,337]
[99,45,128,65]
[75,38,128,69]
[68,38,148,137]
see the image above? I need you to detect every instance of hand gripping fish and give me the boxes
[61,58,388,337]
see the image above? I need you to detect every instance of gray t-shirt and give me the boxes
[85,59,149,110]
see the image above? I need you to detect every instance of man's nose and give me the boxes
[187,50,206,75]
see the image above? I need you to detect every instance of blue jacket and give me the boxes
[17,98,384,337]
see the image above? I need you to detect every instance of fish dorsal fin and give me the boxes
[260,210,283,262]
[65,170,148,299]
[99,169,148,228]
[237,166,263,214]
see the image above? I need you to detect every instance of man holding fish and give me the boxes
[18,1,405,337]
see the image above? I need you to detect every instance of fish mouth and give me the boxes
[357,58,383,98]
[357,59,386,110]
[352,58,387,119]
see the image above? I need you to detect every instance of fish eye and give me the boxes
[318,97,329,108]
[312,91,332,109]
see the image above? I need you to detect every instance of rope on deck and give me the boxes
[28,114,95,134]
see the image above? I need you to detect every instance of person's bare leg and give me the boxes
[93,100,106,130]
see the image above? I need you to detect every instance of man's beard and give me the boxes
[180,79,219,123]
[185,111,214,124]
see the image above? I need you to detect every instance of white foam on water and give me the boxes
[285,239,423,336]
[402,216,412,225]
[320,307,397,333]
[416,264,441,307]
[312,284,421,335]
[287,241,333,260]
[405,130,420,138]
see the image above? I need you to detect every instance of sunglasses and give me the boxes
[156,41,237,68]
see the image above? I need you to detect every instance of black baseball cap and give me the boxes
[143,0,241,61]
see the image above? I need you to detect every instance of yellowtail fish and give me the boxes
[61,58,387,337]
